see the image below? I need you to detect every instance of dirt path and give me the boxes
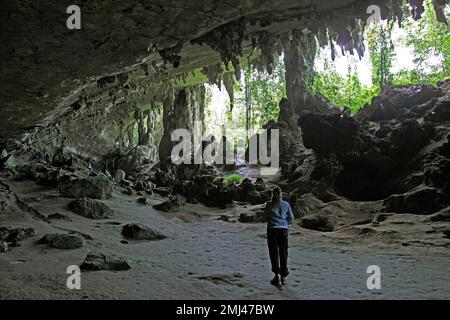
[0,180,449,299]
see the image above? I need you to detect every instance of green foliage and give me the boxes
[366,19,395,89]
[222,174,243,186]
[311,0,449,114]
[401,0,450,85]
[311,56,378,114]
[233,59,286,132]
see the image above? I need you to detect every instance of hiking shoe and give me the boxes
[281,277,287,285]
[270,275,280,286]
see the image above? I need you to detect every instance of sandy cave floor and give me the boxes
[0,178,449,300]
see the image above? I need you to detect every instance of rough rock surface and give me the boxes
[38,234,84,249]
[69,198,115,219]
[59,177,113,199]
[0,227,36,246]
[0,241,8,253]
[153,196,184,213]
[121,223,166,241]
[299,214,334,232]
[283,81,450,216]
[80,253,131,271]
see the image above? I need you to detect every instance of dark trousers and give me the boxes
[267,228,289,277]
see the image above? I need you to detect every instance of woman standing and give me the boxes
[265,187,294,286]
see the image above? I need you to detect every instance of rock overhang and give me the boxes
[0,0,446,140]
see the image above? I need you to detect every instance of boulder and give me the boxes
[58,176,113,199]
[239,210,267,223]
[0,241,8,253]
[80,252,131,271]
[203,183,235,207]
[38,233,84,249]
[134,174,155,192]
[299,214,334,232]
[255,178,266,191]
[0,199,10,215]
[0,227,36,246]
[290,193,324,218]
[121,223,166,240]
[153,195,183,212]
[150,168,177,187]
[69,198,114,219]
[235,179,271,205]
[114,169,126,182]
[383,186,442,215]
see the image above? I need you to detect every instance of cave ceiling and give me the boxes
[0,0,445,139]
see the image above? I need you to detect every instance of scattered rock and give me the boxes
[123,187,135,196]
[0,241,8,253]
[235,179,270,205]
[0,199,10,215]
[239,210,266,223]
[254,178,266,191]
[38,233,84,249]
[4,154,17,170]
[121,223,166,240]
[290,193,324,218]
[217,215,234,222]
[0,227,36,246]
[80,252,131,271]
[153,195,181,212]
[114,169,126,182]
[58,176,113,199]
[383,186,442,215]
[299,214,334,232]
[154,187,172,197]
[137,197,147,204]
[69,198,114,219]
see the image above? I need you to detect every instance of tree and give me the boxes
[311,52,376,114]
[367,19,396,90]
[400,0,450,85]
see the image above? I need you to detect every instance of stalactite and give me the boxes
[137,110,145,145]
[201,64,223,89]
[282,30,317,115]
[192,18,246,79]
[223,73,234,112]
[244,71,251,143]
[126,125,134,149]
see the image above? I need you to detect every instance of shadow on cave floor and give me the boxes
[0,177,449,300]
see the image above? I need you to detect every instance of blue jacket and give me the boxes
[266,200,294,229]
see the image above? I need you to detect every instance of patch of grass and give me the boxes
[222,174,243,186]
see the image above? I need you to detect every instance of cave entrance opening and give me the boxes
[130,102,164,163]
[203,56,286,169]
